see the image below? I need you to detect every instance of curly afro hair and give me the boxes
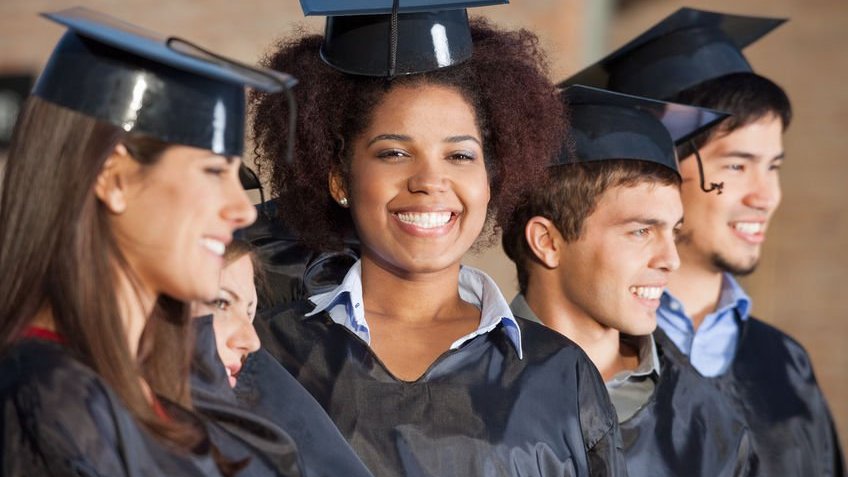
[251,18,565,251]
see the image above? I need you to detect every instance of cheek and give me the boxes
[351,167,400,210]
[460,171,491,214]
[213,314,239,348]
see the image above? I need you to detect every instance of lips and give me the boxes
[395,211,453,229]
[200,236,229,256]
[729,220,767,244]
[730,221,765,235]
[390,207,461,237]
[225,363,241,388]
[629,286,663,300]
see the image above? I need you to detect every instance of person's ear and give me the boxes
[525,216,563,268]
[94,143,132,214]
[328,168,349,208]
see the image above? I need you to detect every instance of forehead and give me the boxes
[220,254,255,292]
[704,114,784,158]
[591,181,683,224]
[363,84,479,136]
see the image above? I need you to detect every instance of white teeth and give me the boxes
[396,211,452,229]
[731,222,764,234]
[629,286,663,300]
[225,367,232,377]
[201,238,226,256]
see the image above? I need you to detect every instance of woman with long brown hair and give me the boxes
[0,7,295,476]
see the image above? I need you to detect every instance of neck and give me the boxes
[667,249,724,330]
[524,278,630,381]
[360,253,467,324]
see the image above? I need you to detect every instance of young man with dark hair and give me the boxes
[564,8,844,475]
[504,86,753,476]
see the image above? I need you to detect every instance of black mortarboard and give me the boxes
[300,0,507,77]
[558,85,728,176]
[33,7,297,157]
[561,8,786,100]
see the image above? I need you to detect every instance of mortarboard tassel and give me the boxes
[690,139,724,194]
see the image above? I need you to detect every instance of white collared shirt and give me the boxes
[306,260,523,358]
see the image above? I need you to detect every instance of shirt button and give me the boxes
[669,301,681,311]
[355,303,361,308]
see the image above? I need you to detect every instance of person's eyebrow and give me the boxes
[366,134,482,148]
[614,216,668,227]
[220,286,240,302]
[367,134,412,147]
[444,135,482,147]
[720,151,786,162]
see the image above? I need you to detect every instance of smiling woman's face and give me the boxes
[110,145,257,303]
[335,84,490,276]
[209,253,260,387]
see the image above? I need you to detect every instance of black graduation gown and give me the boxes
[190,315,303,476]
[237,200,360,309]
[0,338,223,477]
[619,337,755,477]
[655,318,846,477]
[234,348,376,477]
[246,300,627,477]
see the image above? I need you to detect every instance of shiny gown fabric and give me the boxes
[191,314,373,477]
[655,318,846,477]
[190,315,303,476]
[619,338,755,476]
[246,300,627,477]
[237,201,360,309]
[0,338,223,476]
[234,349,376,477]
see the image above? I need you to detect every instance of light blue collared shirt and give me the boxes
[306,260,523,359]
[657,273,751,377]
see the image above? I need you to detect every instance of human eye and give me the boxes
[448,151,477,163]
[204,166,227,176]
[631,227,650,238]
[376,149,410,161]
[769,161,783,172]
[204,158,235,177]
[723,163,745,172]
[208,297,231,311]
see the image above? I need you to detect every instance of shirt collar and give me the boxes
[660,272,751,322]
[307,260,523,359]
[510,293,541,324]
[618,333,661,379]
[717,273,751,320]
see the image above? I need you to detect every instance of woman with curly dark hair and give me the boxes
[243,2,625,476]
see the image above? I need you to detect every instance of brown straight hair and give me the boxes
[0,97,201,449]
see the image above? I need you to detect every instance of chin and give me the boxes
[382,249,465,275]
[712,252,760,276]
[620,314,657,336]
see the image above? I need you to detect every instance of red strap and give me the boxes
[23,326,169,421]
[151,396,171,422]
[21,326,65,344]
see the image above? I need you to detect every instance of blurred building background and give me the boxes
[1,0,845,455]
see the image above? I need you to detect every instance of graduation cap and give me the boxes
[33,7,297,159]
[558,85,729,178]
[561,8,786,100]
[300,0,508,77]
